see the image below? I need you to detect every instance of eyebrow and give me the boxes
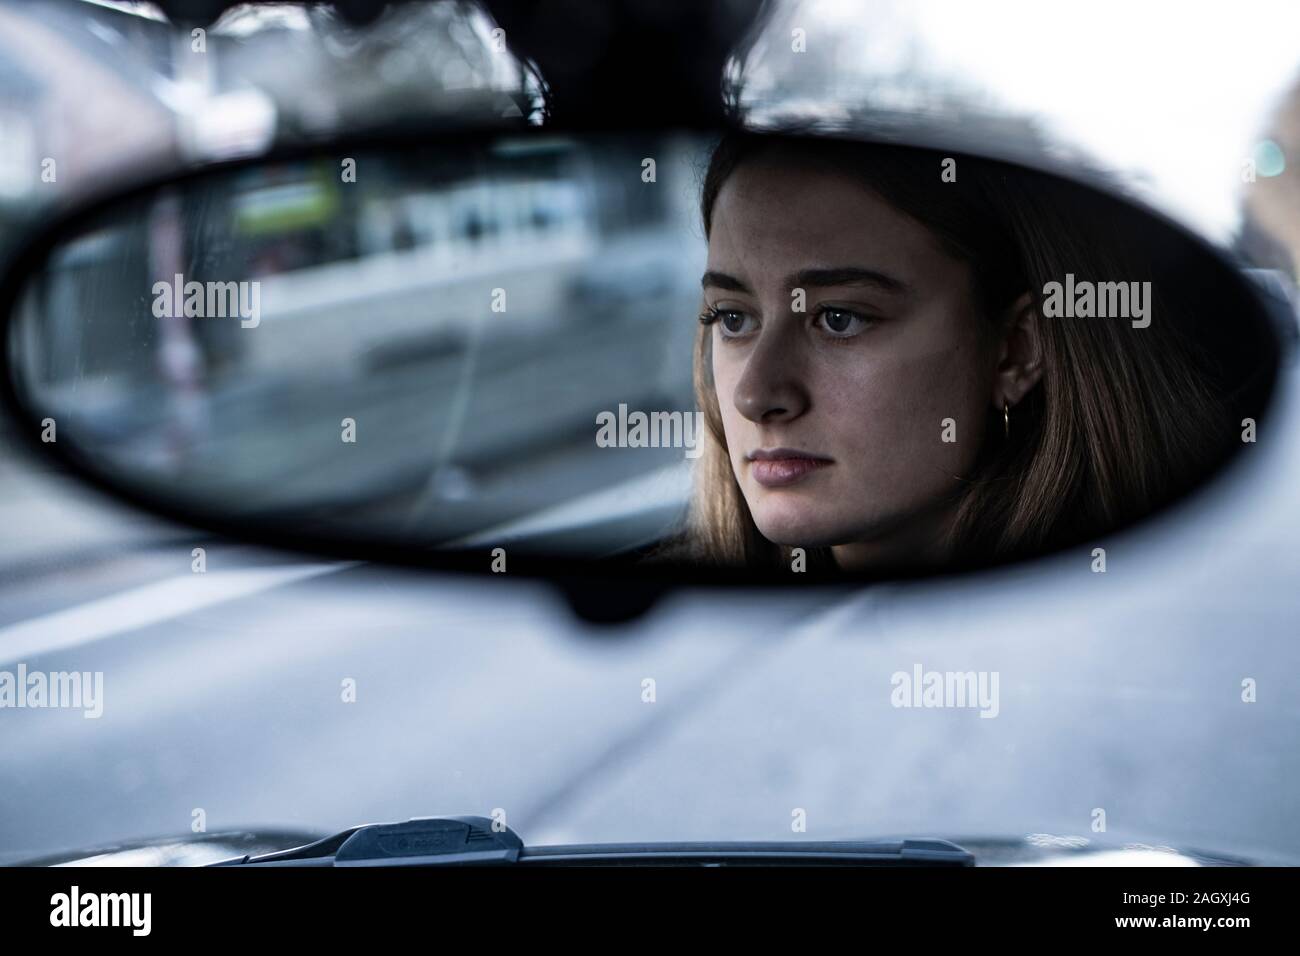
[700,270,752,293]
[795,267,910,294]
[701,267,910,295]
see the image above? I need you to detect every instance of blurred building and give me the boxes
[1242,73,1300,278]
[0,1,180,260]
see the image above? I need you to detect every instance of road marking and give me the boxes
[0,562,355,666]
[451,462,691,548]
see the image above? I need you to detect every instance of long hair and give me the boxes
[673,131,1237,573]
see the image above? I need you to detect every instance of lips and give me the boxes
[747,449,832,488]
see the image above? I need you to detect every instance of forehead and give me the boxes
[705,157,952,281]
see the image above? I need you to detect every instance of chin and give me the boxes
[750,504,849,549]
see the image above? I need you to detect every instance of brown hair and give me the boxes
[673,131,1237,574]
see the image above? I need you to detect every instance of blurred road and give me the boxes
[1,364,1299,864]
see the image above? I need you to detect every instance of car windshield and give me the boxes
[0,0,1298,870]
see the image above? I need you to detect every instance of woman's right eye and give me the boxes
[714,309,755,337]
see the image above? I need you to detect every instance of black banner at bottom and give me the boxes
[0,865,1281,941]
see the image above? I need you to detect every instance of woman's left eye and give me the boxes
[814,307,872,336]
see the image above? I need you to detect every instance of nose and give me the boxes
[732,320,810,425]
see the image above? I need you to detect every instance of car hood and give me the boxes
[9,829,1272,867]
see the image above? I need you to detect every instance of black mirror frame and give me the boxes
[0,115,1285,619]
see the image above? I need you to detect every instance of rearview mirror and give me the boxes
[0,125,1285,592]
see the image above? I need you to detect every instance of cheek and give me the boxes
[711,344,744,434]
[820,336,988,474]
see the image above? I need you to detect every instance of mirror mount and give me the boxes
[480,0,767,127]
[556,577,667,626]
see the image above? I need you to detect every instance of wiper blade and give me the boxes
[213,817,522,867]
[214,817,973,867]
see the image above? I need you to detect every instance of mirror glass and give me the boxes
[4,131,1281,576]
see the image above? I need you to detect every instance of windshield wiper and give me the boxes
[213,817,974,867]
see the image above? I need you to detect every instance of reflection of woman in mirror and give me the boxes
[676,132,1238,573]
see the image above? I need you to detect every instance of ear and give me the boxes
[991,291,1044,411]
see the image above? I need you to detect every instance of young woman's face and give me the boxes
[704,157,1000,566]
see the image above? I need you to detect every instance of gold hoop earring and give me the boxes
[1003,400,1010,440]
